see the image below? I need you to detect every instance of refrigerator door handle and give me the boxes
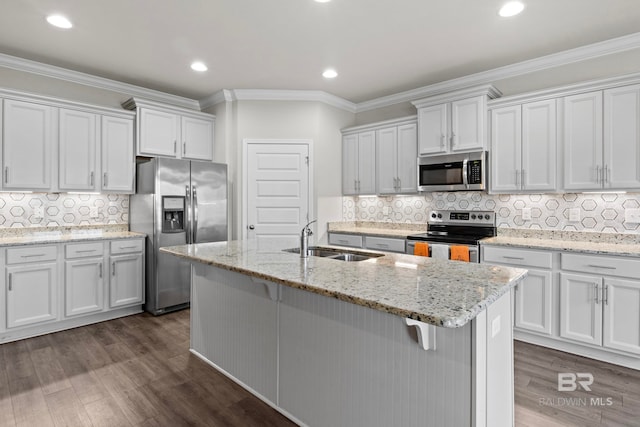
[193,185,198,243]
[185,185,192,244]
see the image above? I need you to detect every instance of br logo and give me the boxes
[558,373,594,392]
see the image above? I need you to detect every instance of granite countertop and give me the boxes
[327,221,427,239]
[481,229,640,257]
[0,225,145,247]
[161,239,527,328]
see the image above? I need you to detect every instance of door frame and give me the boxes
[242,139,314,240]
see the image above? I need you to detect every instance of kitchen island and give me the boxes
[161,239,527,427]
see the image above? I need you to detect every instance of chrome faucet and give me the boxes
[300,220,317,258]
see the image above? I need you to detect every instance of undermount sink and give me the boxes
[283,246,383,262]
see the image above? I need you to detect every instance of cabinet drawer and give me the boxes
[365,236,405,253]
[328,233,363,248]
[110,239,144,254]
[65,242,104,259]
[561,253,640,279]
[482,246,552,269]
[7,245,58,264]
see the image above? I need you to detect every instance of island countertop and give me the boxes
[161,239,527,328]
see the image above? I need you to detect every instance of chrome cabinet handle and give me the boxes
[397,177,401,190]
[4,166,8,183]
[21,254,45,258]
[596,165,601,185]
[440,134,446,149]
[8,273,12,291]
[112,262,116,276]
[521,170,525,188]
[451,132,456,147]
[604,164,609,185]
[515,170,520,187]
[103,172,108,187]
[587,264,616,270]
[76,249,96,253]
[604,285,609,305]
[594,283,600,304]
[174,140,177,154]
[90,171,94,186]
[99,263,103,278]
[502,256,525,260]
[183,142,186,156]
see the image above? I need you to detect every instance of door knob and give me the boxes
[248,225,255,230]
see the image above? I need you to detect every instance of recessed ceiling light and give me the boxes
[46,14,73,29]
[191,61,208,72]
[322,69,338,79]
[499,1,525,17]
[314,0,332,3]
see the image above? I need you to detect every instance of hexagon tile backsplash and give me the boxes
[343,192,640,234]
[0,193,128,228]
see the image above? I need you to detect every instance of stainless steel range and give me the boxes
[406,210,496,262]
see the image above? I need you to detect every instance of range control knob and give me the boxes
[437,213,442,219]
[431,212,437,219]
[485,214,491,220]
[471,214,476,220]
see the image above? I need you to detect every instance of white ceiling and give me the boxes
[1,0,640,104]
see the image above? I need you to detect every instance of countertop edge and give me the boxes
[0,231,146,247]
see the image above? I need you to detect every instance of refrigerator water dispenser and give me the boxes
[162,196,185,232]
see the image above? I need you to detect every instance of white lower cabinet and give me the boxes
[6,262,58,329]
[559,273,603,346]
[65,242,105,317]
[109,253,143,308]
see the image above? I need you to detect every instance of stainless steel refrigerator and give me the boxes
[130,158,228,315]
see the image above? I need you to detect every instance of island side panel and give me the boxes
[278,285,473,427]
[190,263,279,405]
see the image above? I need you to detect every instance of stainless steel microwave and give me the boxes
[417,151,487,192]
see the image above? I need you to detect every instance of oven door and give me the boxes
[406,240,479,263]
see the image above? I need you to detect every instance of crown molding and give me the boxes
[341,115,417,134]
[356,31,640,113]
[200,89,357,113]
[0,52,201,110]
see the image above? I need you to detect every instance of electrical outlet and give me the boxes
[521,207,531,221]
[382,206,390,215]
[90,207,99,218]
[569,208,581,222]
[625,208,640,223]
[34,206,44,218]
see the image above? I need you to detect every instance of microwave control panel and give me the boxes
[468,160,482,184]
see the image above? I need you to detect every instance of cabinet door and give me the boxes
[451,96,485,152]
[58,109,97,191]
[3,99,53,190]
[65,258,104,316]
[109,253,143,308]
[563,91,603,190]
[357,131,376,194]
[376,127,398,194]
[6,262,58,328]
[490,106,521,192]
[559,273,602,346]
[604,84,640,190]
[138,108,179,157]
[603,278,640,355]
[396,123,418,193]
[522,100,557,191]
[514,269,554,335]
[417,104,448,155]
[181,116,214,161]
[102,115,134,193]
[342,134,358,195]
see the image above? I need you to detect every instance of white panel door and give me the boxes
[102,115,134,193]
[3,99,54,190]
[563,91,603,190]
[417,103,448,155]
[514,269,554,335]
[603,278,640,355]
[58,109,97,191]
[451,95,485,152]
[138,108,179,157]
[109,254,143,308]
[65,258,104,316]
[522,99,557,191]
[376,127,397,194]
[181,115,213,161]
[490,105,521,192]
[604,84,640,190]
[559,273,602,346]
[357,131,376,194]
[246,141,310,249]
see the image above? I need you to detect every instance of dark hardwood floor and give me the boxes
[2,311,639,426]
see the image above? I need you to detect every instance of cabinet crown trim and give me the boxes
[411,84,501,108]
[341,115,417,134]
[122,97,215,120]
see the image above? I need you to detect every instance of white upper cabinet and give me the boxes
[58,109,98,191]
[563,85,640,191]
[412,86,501,156]
[342,131,376,195]
[124,98,215,161]
[490,99,556,193]
[181,116,214,161]
[2,99,54,191]
[102,115,135,193]
[376,122,417,194]
[603,84,640,190]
